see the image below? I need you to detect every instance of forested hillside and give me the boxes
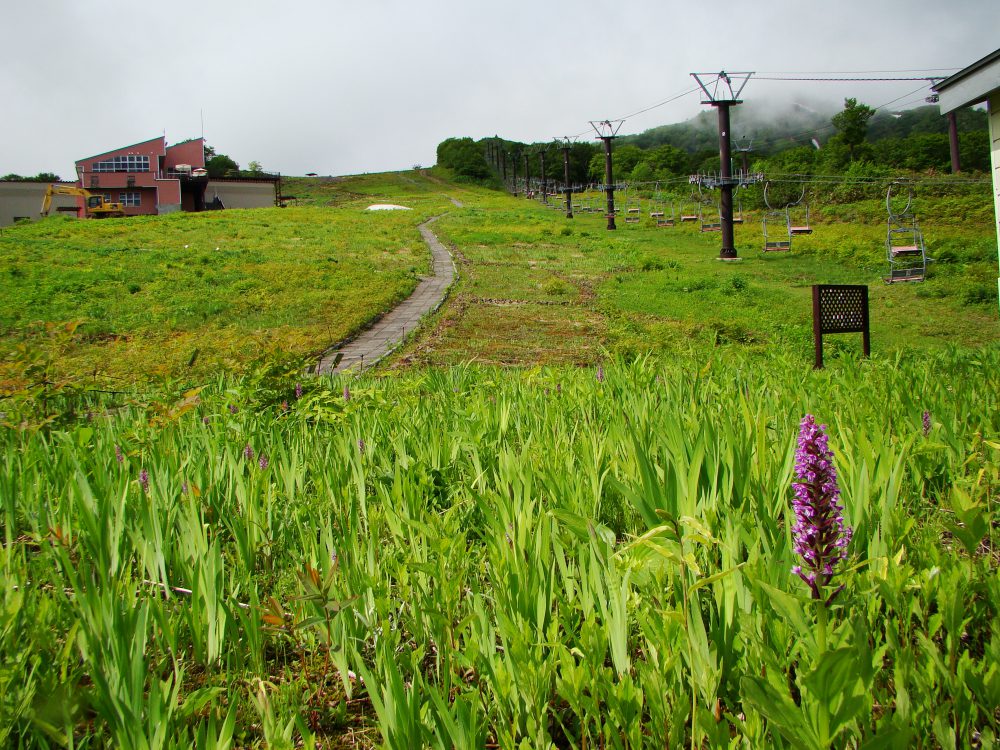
[437,102,990,187]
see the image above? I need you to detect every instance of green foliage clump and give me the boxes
[436,138,492,181]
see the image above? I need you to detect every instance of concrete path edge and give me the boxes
[315,214,456,375]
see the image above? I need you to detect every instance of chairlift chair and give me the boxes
[655,203,676,227]
[762,181,792,252]
[624,187,641,224]
[700,204,722,232]
[884,182,928,283]
[786,186,812,235]
[695,178,721,232]
[679,193,700,223]
[762,212,791,251]
[650,186,675,227]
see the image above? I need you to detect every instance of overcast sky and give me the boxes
[2,0,997,179]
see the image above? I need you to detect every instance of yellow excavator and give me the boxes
[40,185,127,218]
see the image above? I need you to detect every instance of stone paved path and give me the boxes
[316,215,455,374]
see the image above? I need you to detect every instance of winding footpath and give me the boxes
[315,213,457,374]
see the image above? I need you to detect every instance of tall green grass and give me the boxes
[3,347,997,747]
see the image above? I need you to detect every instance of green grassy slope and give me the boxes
[410,181,997,367]
[1,168,996,388]
[0,173,470,386]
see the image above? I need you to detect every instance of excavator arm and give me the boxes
[40,184,125,218]
[41,184,92,216]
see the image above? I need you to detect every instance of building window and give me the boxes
[118,192,142,206]
[93,155,150,173]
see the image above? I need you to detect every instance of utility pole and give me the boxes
[926,92,961,174]
[590,120,624,230]
[560,137,574,219]
[692,71,753,260]
[947,111,961,173]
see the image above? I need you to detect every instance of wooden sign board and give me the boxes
[812,285,870,369]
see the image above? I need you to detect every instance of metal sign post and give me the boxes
[812,285,871,369]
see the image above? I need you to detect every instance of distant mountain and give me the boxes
[620,101,835,155]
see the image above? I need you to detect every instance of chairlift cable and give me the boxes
[755,75,943,82]
[755,68,960,75]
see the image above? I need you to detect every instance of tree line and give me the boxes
[437,100,990,186]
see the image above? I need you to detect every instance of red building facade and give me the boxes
[74,136,206,216]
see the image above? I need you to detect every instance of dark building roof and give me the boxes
[932,47,1000,113]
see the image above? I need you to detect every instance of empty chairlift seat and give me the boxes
[624,192,641,224]
[762,210,791,252]
[884,183,928,283]
[788,203,812,235]
[650,198,675,227]
[760,181,806,252]
[700,201,721,232]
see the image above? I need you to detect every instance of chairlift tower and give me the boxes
[523,152,530,197]
[500,148,507,185]
[511,151,519,196]
[590,119,624,230]
[926,92,962,173]
[559,137,575,219]
[691,71,753,259]
[539,146,549,204]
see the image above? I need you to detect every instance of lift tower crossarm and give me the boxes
[691,70,753,104]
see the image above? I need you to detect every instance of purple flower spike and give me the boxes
[139,469,149,493]
[791,415,852,604]
[258,454,269,470]
[596,364,604,383]
[358,438,366,454]
[243,444,254,461]
[922,410,931,437]
[229,404,238,415]
[115,444,124,464]
[343,384,351,401]
[295,382,303,400]
[202,415,211,425]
